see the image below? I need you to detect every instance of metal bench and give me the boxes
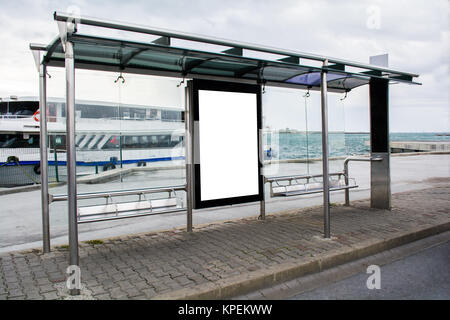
[266,172,358,197]
[265,156,382,201]
[49,185,186,223]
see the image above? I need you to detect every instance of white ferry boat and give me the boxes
[0,96,185,187]
[0,96,275,187]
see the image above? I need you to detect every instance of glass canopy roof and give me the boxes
[35,12,420,93]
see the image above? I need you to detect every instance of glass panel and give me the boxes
[45,68,186,228]
[285,72,347,86]
[328,93,347,176]
[302,90,323,176]
[190,67,237,77]
[329,88,371,199]
[262,87,311,178]
[101,72,186,207]
[73,42,138,66]
[128,50,184,71]
[261,66,309,82]
[327,77,370,90]
[198,60,255,73]
[0,95,41,187]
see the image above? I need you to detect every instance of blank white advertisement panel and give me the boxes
[193,80,262,208]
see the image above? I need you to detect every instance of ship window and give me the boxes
[148,109,158,120]
[139,136,149,147]
[0,134,40,148]
[0,101,39,116]
[101,136,120,149]
[150,135,158,145]
[161,110,182,122]
[158,135,170,147]
[49,135,66,150]
[122,111,131,119]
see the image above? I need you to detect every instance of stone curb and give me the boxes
[152,221,450,300]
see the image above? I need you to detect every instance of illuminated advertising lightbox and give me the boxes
[192,80,263,209]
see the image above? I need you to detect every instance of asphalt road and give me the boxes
[292,240,450,300]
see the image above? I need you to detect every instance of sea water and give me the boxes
[269,132,450,160]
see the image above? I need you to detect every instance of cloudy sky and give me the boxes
[0,0,448,132]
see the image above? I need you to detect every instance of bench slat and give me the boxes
[78,198,177,217]
[271,176,357,197]
[276,185,358,197]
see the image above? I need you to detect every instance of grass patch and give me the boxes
[57,245,69,250]
[84,239,104,245]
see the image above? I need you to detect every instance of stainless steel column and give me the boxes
[369,78,391,209]
[39,63,50,253]
[185,81,193,232]
[320,60,331,238]
[65,41,80,295]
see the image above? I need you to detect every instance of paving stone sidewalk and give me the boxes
[1,184,449,300]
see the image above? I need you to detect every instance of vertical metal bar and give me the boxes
[185,81,193,232]
[259,87,265,220]
[320,60,331,238]
[54,137,59,183]
[259,198,265,220]
[39,63,50,253]
[119,134,123,168]
[344,159,350,206]
[119,134,123,182]
[65,41,80,295]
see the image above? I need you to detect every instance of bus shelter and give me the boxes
[30,12,419,294]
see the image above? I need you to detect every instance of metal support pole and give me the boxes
[320,60,331,238]
[65,41,80,295]
[39,63,50,253]
[344,164,350,206]
[259,89,265,220]
[185,81,193,232]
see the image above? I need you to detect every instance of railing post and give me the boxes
[65,40,80,295]
[259,189,265,220]
[54,137,59,182]
[39,63,50,253]
[344,158,350,206]
[343,157,383,207]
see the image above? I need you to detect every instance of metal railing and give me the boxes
[49,184,186,203]
[263,156,383,203]
[343,156,382,205]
